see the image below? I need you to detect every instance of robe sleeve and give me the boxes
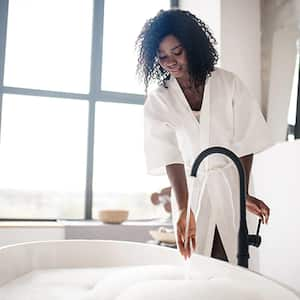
[144,94,184,176]
[231,75,274,157]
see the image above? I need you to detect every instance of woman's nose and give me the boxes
[165,56,177,67]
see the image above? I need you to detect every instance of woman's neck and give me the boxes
[176,76,202,90]
[176,76,192,89]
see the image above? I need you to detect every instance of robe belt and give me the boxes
[188,163,238,229]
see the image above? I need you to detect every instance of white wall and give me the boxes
[267,28,298,142]
[261,0,300,124]
[220,0,261,103]
[252,140,300,294]
[261,0,300,143]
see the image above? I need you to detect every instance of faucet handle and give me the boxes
[248,219,262,247]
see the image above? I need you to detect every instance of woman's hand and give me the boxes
[246,195,270,224]
[176,208,196,259]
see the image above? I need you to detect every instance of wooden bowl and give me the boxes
[98,209,129,224]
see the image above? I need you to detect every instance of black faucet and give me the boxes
[191,146,262,268]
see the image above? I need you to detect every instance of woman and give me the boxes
[136,9,272,264]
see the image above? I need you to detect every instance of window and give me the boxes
[287,44,300,140]
[101,0,170,94]
[0,95,88,219]
[4,0,93,93]
[0,0,173,220]
[93,102,169,220]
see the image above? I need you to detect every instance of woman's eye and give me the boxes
[158,49,182,60]
[174,50,183,56]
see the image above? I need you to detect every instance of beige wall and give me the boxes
[261,0,300,142]
[220,0,261,103]
[252,140,300,294]
[261,0,300,115]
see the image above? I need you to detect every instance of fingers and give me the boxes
[247,197,270,225]
[177,225,189,259]
[191,235,196,251]
[176,227,185,257]
[247,204,263,220]
[186,237,191,258]
[257,210,265,224]
[256,200,270,224]
[184,235,196,259]
[176,223,196,259]
[185,232,196,258]
[253,208,266,224]
[260,205,270,224]
[182,236,193,259]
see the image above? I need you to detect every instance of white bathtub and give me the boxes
[0,240,299,299]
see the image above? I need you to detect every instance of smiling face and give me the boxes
[157,35,189,79]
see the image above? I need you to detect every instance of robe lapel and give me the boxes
[169,75,211,152]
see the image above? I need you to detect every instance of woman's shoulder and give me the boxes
[145,81,172,108]
[211,67,237,83]
[147,80,171,97]
[144,85,172,120]
[210,68,241,96]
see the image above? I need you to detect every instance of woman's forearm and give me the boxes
[166,163,188,210]
[240,153,253,195]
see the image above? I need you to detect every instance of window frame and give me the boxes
[0,0,176,221]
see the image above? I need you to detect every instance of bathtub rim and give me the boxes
[0,239,299,299]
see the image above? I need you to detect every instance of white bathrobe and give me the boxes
[144,67,273,264]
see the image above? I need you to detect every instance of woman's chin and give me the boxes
[171,71,184,78]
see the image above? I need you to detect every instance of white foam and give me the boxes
[184,258,191,280]
[115,278,261,300]
[0,267,123,300]
[85,265,209,300]
[0,265,281,300]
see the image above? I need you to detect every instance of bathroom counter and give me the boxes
[0,221,64,228]
[60,219,172,243]
[0,219,173,248]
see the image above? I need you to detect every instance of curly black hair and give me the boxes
[136,9,219,89]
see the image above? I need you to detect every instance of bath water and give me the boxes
[86,265,261,300]
[0,265,272,300]
[184,256,191,280]
[0,267,119,300]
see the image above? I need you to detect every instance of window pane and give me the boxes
[101,0,170,94]
[0,95,88,219]
[4,0,93,93]
[288,52,299,126]
[93,102,170,220]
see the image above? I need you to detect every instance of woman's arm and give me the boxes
[240,154,270,224]
[166,164,196,258]
[166,164,188,210]
[240,154,253,195]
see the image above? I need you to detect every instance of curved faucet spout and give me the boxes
[191,146,249,268]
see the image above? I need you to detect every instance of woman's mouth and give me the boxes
[168,67,181,73]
